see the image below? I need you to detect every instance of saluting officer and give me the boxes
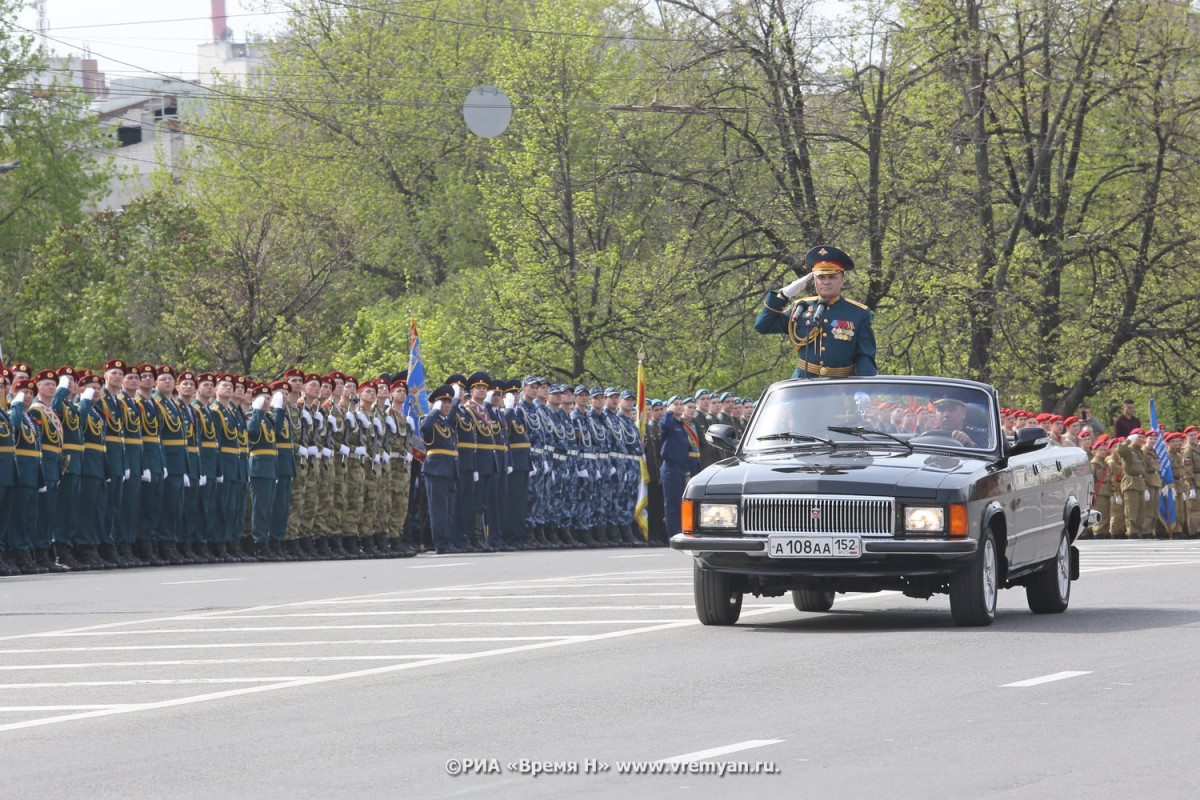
[755,245,877,379]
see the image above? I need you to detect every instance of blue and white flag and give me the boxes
[404,318,429,421]
[1149,398,1176,529]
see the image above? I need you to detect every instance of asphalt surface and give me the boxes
[2,540,1199,799]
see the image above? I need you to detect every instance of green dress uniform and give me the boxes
[246,400,278,551]
[753,244,877,379]
[270,397,296,547]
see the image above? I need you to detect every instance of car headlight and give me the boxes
[904,506,944,533]
[699,503,739,529]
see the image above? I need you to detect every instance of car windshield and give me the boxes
[744,381,996,453]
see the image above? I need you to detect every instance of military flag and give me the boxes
[1149,397,1176,532]
[634,350,650,539]
[404,318,429,419]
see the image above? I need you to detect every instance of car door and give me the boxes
[1004,447,1044,568]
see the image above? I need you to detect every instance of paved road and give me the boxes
[2,540,1199,799]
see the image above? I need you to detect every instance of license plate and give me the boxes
[767,535,861,558]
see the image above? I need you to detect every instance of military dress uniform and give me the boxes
[28,373,69,567]
[503,382,533,549]
[754,245,878,380]
[1089,442,1112,539]
[643,402,666,544]
[1116,436,1147,538]
[98,370,128,559]
[269,382,297,554]
[1141,438,1164,537]
[76,376,110,566]
[421,385,459,553]
[7,385,46,573]
[659,400,700,537]
[246,388,279,558]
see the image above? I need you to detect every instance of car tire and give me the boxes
[1026,531,1071,614]
[694,561,742,625]
[949,528,998,627]
[792,589,835,612]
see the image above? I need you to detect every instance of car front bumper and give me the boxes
[670,533,978,556]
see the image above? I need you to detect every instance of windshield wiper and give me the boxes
[756,431,834,446]
[827,425,913,453]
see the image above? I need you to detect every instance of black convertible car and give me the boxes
[671,376,1097,627]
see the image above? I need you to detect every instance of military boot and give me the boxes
[56,543,86,571]
[0,551,18,577]
[96,543,122,568]
[16,549,48,575]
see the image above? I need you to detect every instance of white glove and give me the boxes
[356,411,369,428]
[183,474,191,488]
[252,395,267,411]
[579,468,589,478]
[453,384,462,399]
[270,392,285,410]
[382,452,391,464]
[314,411,324,424]
[339,444,350,457]
[354,446,367,457]
[124,468,131,480]
[163,468,168,480]
[1191,489,1197,499]
[781,273,814,298]
[372,454,381,464]
[1143,490,1151,501]
[473,471,479,482]
[141,469,151,482]
[550,471,556,484]
[609,466,617,476]
[386,416,397,433]
[1161,486,1171,497]
[301,408,312,424]
[328,416,339,432]
[217,475,224,484]
[531,463,538,476]
[39,486,47,493]
[372,417,383,435]
[485,391,495,404]
[405,452,412,464]
[1114,495,1123,505]
[504,393,515,410]
[81,387,96,401]
[323,447,333,459]
[345,412,356,429]
[199,475,207,487]
[58,375,71,390]
[506,465,513,474]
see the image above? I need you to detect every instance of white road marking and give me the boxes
[658,739,785,763]
[0,655,467,670]
[1002,671,1092,688]
[161,579,246,585]
[1082,563,1200,573]
[0,678,308,689]
[0,604,792,734]
[296,592,691,605]
[0,637,570,654]
[407,562,471,569]
[610,553,670,558]
[0,706,133,712]
[193,605,705,618]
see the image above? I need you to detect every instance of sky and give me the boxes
[14,1,291,80]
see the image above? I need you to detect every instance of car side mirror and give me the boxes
[1008,426,1049,457]
[705,424,737,452]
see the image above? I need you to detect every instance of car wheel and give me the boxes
[792,589,835,612]
[949,528,998,627]
[693,561,742,625]
[1026,531,1071,614]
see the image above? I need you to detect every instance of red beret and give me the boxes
[78,373,102,388]
[11,362,31,375]
[103,359,127,373]
[195,373,215,384]
[34,369,58,384]
[253,384,271,397]
[1185,426,1198,434]
[304,373,322,384]
[13,377,35,392]
[268,380,289,393]
[343,375,358,387]
[155,364,175,377]
[56,365,76,378]
[389,379,407,392]
[1130,428,1146,436]
[283,368,304,379]
[1063,416,1079,426]
[177,371,196,384]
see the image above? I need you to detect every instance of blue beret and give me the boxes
[695,389,711,398]
[665,394,681,406]
[650,399,663,408]
[683,396,695,404]
[718,391,733,401]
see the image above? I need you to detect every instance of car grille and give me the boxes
[742,495,895,536]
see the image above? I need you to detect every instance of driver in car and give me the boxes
[932,397,985,447]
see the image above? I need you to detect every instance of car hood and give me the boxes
[698,448,992,499]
